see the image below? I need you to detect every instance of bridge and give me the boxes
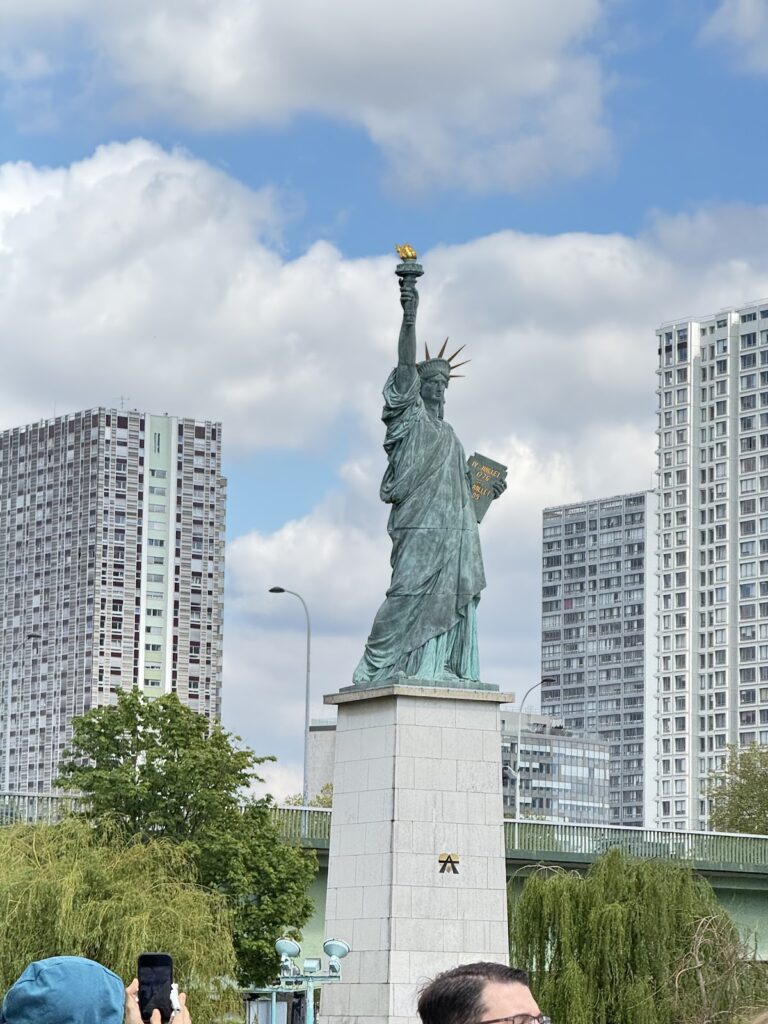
[274,806,768,959]
[3,794,767,957]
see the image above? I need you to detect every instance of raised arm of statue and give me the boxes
[395,278,419,392]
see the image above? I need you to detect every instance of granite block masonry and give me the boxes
[320,683,512,1024]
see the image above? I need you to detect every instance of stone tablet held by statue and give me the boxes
[467,453,508,523]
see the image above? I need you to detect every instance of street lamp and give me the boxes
[272,937,350,1024]
[513,676,556,840]
[3,632,42,792]
[268,587,311,806]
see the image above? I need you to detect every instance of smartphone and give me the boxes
[138,953,174,1023]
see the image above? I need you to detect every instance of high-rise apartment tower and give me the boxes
[0,408,226,794]
[540,492,656,825]
[653,300,768,830]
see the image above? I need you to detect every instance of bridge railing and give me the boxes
[0,791,83,824]
[274,806,331,844]
[502,819,768,870]
[3,797,767,872]
[270,807,768,872]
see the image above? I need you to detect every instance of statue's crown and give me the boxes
[417,339,470,381]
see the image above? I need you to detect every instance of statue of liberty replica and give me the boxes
[353,247,506,686]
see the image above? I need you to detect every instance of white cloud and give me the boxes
[228,519,389,636]
[10,138,748,457]
[0,139,389,450]
[249,760,304,805]
[1,0,610,192]
[701,0,768,74]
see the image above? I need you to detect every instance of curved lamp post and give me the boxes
[269,588,311,806]
[513,675,555,846]
[3,632,42,792]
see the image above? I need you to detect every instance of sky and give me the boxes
[3,0,768,799]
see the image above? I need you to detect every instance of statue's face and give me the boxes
[420,374,448,419]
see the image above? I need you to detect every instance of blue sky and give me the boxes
[2,0,768,796]
[5,1,768,266]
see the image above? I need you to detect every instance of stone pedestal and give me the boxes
[319,682,513,1024]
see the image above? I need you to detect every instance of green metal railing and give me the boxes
[3,796,766,873]
[274,806,331,845]
[502,819,768,871]
[0,791,82,824]
[270,806,768,873]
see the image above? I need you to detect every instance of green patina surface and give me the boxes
[352,254,496,688]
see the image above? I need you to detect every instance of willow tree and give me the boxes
[509,849,768,1024]
[0,819,239,1024]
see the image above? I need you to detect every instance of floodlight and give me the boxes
[275,938,301,958]
[302,958,321,974]
[322,939,350,959]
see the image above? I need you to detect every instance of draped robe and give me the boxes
[353,368,486,684]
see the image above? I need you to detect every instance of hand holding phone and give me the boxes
[126,978,191,1024]
[138,953,174,1024]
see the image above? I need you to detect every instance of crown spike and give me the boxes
[449,374,465,379]
[446,344,465,364]
[424,342,431,361]
[437,337,449,358]
[450,359,471,370]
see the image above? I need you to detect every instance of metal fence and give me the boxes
[502,818,768,870]
[3,797,766,873]
[0,791,82,824]
[273,806,331,844]
[270,806,768,872]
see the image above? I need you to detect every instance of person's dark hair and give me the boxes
[417,962,530,1024]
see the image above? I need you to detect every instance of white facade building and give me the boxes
[0,408,226,794]
[540,492,656,825]
[500,710,609,823]
[653,300,768,830]
[307,713,610,823]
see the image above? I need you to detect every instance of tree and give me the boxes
[284,782,333,808]
[57,688,256,841]
[57,690,316,986]
[0,819,238,1024]
[709,744,768,835]
[509,849,768,1024]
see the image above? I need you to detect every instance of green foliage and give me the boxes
[509,849,768,1024]
[709,744,768,835]
[219,803,316,981]
[57,690,317,986]
[56,689,258,841]
[284,783,333,808]
[0,820,238,1024]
